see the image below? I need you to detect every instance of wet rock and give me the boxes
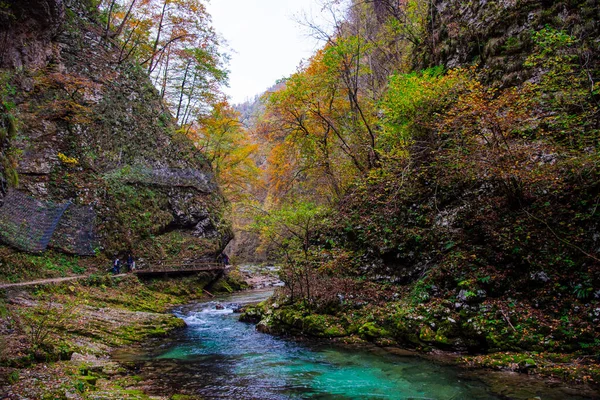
[0,0,64,69]
[231,305,243,313]
[239,306,264,324]
[457,289,486,304]
[517,358,537,372]
[256,319,271,333]
[457,290,469,302]
[533,151,557,165]
[530,271,550,283]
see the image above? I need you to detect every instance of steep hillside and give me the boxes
[246,0,600,385]
[0,0,231,281]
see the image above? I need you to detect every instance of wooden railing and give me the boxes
[132,262,226,277]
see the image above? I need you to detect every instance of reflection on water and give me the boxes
[114,290,597,400]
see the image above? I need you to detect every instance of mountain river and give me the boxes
[113,290,597,399]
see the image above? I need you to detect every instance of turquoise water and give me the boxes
[115,290,597,400]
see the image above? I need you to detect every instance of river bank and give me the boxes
[0,270,248,399]
[3,267,598,399]
[109,289,598,400]
[240,290,600,397]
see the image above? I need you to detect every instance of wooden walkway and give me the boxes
[133,262,226,278]
[0,263,227,289]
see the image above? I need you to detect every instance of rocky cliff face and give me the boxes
[0,0,64,70]
[0,0,231,264]
[425,0,599,86]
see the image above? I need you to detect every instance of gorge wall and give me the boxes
[0,0,231,271]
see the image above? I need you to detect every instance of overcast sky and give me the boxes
[206,0,326,104]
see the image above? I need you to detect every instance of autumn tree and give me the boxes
[259,0,433,206]
[252,201,327,306]
[98,0,228,124]
[379,66,466,159]
[261,37,380,204]
[192,101,260,202]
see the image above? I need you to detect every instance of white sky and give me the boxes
[206,0,326,104]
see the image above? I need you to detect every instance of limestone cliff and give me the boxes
[0,0,231,270]
[424,0,599,86]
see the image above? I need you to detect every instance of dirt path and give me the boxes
[0,262,231,290]
[0,274,129,290]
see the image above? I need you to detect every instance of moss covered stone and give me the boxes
[359,322,389,340]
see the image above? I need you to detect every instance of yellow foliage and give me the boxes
[57,152,79,166]
[190,101,261,202]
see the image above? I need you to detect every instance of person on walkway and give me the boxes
[112,257,121,274]
[221,253,230,266]
[126,253,135,272]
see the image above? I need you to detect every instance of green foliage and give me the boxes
[379,67,464,157]
[252,201,329,306]
[103,179,172,251]
[0,70,19,186]
[410,280,433,304]
[0,1,15,21]
[12,295,80,356]
[7,370,19,384]
[0,252,87,283]
[262,32,381,202]
[359,321,389,339]
[27,253,83,276]
[528,26,577,59]
[525,26,598,146]
[253,201,327,249]
[573,283,593,300]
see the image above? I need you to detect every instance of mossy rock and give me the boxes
[392,318,421,346]
[163,316,187,329]
[434,330,452,346]
[239,305,265,324]
[278,308,305,330]
[210,278,234,293]
[323,323,347,337]
[225,269,250,291]
[171,394,202,400]
[419,325,436,342]
[256,315,274,333]
[518,358,537,371]
[301,314,329,335]
[298,314,347,338]
[147,327,167,337]
[78,375,98,386]
[358,322,389,340]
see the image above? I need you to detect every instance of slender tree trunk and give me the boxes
[113,0,137,38]
[303,224,311,308]
[160,44,172,99]
[148,0,168,74]
[118,19,141,63]
[176,60,192,121]
[104,0,117,38]
[181,71,198,124]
